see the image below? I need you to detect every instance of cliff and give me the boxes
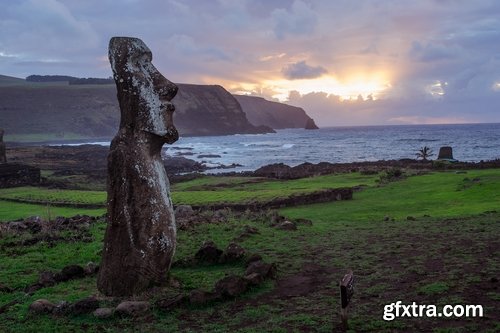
[234,95,319,130]
[0,80,273,142]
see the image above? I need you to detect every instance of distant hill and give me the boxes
[234,95,318,130]
[0,75,29,86]
[0,78,273,142]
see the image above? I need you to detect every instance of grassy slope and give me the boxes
[0,170,499,332]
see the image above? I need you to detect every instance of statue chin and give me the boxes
[162,126,179,144]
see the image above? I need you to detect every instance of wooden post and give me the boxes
[340,270,354,331]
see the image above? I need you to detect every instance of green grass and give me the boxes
[0,200,105,222]
[0,187,106,206]
[282,169,500,223]
[0,169,499,332]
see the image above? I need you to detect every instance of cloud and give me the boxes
[410,41,458,62]
[281,61,327,80]
[271,0,318,39]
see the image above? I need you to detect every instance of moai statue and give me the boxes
[97,37,179,296]
[0,129,6,163]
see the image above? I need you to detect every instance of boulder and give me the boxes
[55,265,85,282]
[155,294,187,310]
[219,242,246,264]
[214,275,248,298]
[245,254,263,267]
[84,262,99,275]
[174,205,194,218]
[29,299,55,314]
[244,272,265,286]
[93,307,115,319]
[194,241,223,264]
[38,271,57,287]
[115,301,150,317]
[245,261,277,279]
[276,221,297,231]
[67,296,100,315]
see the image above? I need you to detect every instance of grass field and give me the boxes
[0,169,498,332]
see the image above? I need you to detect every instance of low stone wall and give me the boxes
[0,163,41,188]
[192,187,353,211]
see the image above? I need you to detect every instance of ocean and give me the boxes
[83,123,500,173]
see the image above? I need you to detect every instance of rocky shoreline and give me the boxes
[2,144,500,189]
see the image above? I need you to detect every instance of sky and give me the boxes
[1,0,500,126]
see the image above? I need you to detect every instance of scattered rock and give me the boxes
[244,272,264,286]
[219,242,246,264]
[276,220,297,231]
[67,296,100,315]
[29,299,55,314]
[189,289,220,306]
[38,271,57,287]
[195,241,223,264]
[52,301,71,316]
[55,265,85,282]
[197,154,221,158]
[155,294,187,310]
[383,216,391,221]
[93,307,115,319]
[294,218,313,226]
[214,275,248,298]
[270,213,286,226]
[407,216,416,221]
[115,301,150,317]
[242,225,259,234]
[245,261,277,279]
[245,254,263,267]
[175,205,194,219]
[84,262,99,275]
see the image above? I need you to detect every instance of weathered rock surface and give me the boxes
[195,241,223,264]
[245,261,277,280]
[155,294,187,310]
[29,299,55,314]
[219,242,246,263]
[115,301,150,317]
[214,275,248,298]
[234,95,318,130]
[93,307,115,319]
[438,146,454,160]
[97,37,178,296]
[276,220,297,231]
[67,296,100,315]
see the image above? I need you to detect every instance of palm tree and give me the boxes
[416,146,434,161]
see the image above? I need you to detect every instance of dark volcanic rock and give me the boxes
[97,37,178,297]
[245,261,277,279]
[93,307,115,319]
[67,296,100,315]
[219,242,246,263]
[276,220,297,231]
[29,299,55,314]
[195,241,223,264]
[214,275,248,298]
[55,265,85,282]
[163,156,206,173]
[115,301,150,317]
[155,294,187,311]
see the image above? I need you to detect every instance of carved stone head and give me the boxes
[109,37,178,144]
